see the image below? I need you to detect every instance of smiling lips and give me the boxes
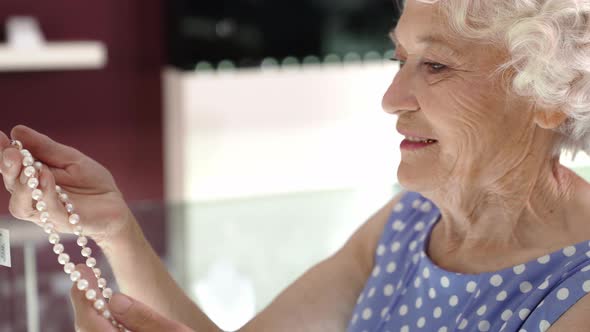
[397,129,438,143]
[405,136,437,144]
[397,130,438,150]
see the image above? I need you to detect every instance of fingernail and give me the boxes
[109,293,132,314]
[3,156,12,168]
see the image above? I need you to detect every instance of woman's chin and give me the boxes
[397,164,437,192]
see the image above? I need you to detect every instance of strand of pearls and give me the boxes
[10,140,125,330]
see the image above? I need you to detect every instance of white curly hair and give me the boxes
[403,0,590,158]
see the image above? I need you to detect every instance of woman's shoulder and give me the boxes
[380,190,440,238]
[519,251,590,331]
[394,191,438,215]
[352,190,439,272]
[367,190,440,267]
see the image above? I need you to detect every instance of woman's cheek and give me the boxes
[422,67,457,85]
[425,74,450,85]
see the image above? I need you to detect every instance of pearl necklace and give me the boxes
[10,140,122,329]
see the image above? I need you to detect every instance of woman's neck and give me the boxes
[423,157,589,273]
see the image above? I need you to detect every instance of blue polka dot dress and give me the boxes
[347,191,590,332]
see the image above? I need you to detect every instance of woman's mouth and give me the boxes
[400,137,438,150]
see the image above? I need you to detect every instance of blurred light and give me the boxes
[363,51,382,62]
[217,59,236,70]
[343,52,361,63]
[302,55,321,65]
[215,19,236,38]
[195,61,214,71]
[260,57,279,69]
[281,56,299,67]
[323,53,341,64]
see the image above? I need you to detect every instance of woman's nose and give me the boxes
[381,64,419,116]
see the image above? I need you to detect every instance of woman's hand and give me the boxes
[71,265,194,332]
[0,125,134,245]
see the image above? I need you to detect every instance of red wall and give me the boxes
[0,1,166,330]
[0,0,165,213]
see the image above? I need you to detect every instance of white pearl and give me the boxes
[65,203,74,213]
[59,193,69,202]
[93,299,105,311]
[20,149,31,157]
[93,268,102,278]
[111,319,117,326]
[69,214,80,225]
[73,226,83,236]
[24,166,36,177]
[40,211,49,223]
[55,185,62,193]
[57,253,70,265]
[97,278,107,288]
[11,140,22,149]
[22,156,34,167]
[77,236,88,247]
[48,233,60,244]
[27,177,39,189]
[102,288,113,299]
[64,262,75,274]
[31,189,43,201]
[102,309,112,319]
[33,161,42,170]
[76,279,88,290]
[85,289,97,300]
[53,243,64,254]
[81,247,92,257]
[70,270,81,282]
[43,223,54,234]
[77,279,89,291]
[35,201,47,212]
[86,257,97,268]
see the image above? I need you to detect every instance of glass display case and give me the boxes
[0,185,400,332]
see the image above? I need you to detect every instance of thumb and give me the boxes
[109,293,193,332]
[10,124,82,168]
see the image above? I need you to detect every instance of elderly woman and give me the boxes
[2,0,590,331]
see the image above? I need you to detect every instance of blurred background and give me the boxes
[1,0,590,331]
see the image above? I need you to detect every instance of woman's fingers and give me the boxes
[36,164,70,231]
[1,146,23,193]
[70,265,116,332]
[0,130,11,173]
[2,147,37,221]
[2,146,69,228]
[70,268,194,332]
[109,293,193,332]
[10,125,82,169]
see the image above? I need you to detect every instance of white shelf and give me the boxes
[0,41,107,72]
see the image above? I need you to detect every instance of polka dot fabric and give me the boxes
[347,191,590,332]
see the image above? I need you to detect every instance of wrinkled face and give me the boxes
[384,0,541,193]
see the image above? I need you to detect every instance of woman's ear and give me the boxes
[533,110,568,129]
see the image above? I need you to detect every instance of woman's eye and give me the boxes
[389,58,447,73]
[424,62,447,73]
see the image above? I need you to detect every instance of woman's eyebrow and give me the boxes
[389,28,461,54]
